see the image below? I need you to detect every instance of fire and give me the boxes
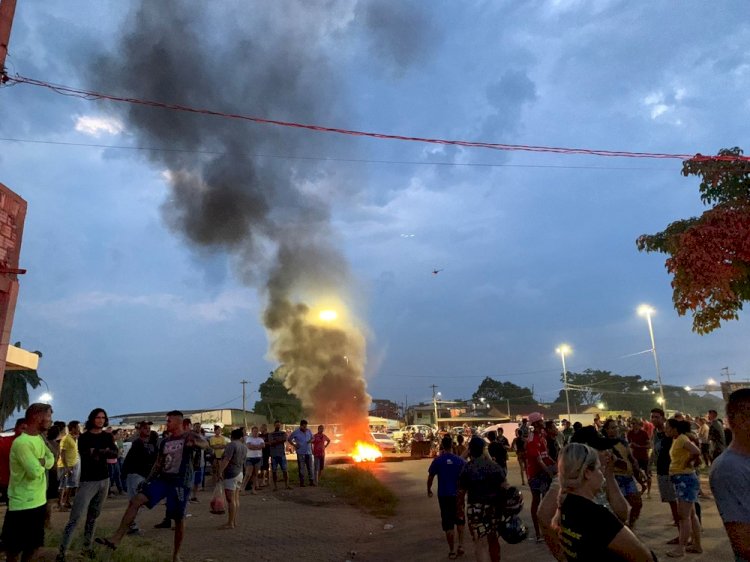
[350,440,383,463]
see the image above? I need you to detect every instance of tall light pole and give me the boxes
[638,304,666,410]
[240,379,249,429]
[430,385,439,428]
[556,344,572,422]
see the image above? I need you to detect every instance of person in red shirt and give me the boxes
[0,418,27,504]
[311,425,330,484]
[525,412,554,543]
[641,418,655,439]
[627,419,651,496]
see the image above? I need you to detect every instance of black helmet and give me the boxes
[498,514,528,544]
[497,486,523,517]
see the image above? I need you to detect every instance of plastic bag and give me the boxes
[210,481,226,514]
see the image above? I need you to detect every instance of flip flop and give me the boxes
[94,537,117,551]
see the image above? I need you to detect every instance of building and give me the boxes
[112,408,266,429]
[369,398,400,420]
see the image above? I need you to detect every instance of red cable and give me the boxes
[6,74,750,162]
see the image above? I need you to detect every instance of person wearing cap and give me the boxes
[120,421,157,535]
[525,412,554,543]
[457,436,508,562]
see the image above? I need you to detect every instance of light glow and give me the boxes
[656,396,665,404]
[637,304,655,317]
[319,309,338,322]
[350,441,383,463]
[39,392,53,402]
[556,344,572,355]
[684,386,692,392]
[707,378,718,386]
[596,402,606,410]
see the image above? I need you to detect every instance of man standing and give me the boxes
[190,422,205,501]
[628,419,651,497]
[288,419,314,487]
[58,408,117,561]
[709,388,750,561]
[707,409,727,461]
[486,431,507,473]
[121,421,157,535]
[651,407,680,539]
[525,412,554,543]
[457,437,508,562]
[428,436,466,560]
[268,420,291,491]
[96,410,207,562]
[3,404,53,562]
[208,425,228,486]
[311,425,330,484]
[57,420,80,511]
[561,420,574,445]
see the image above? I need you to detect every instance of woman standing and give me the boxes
[552,443,655,561]
[666,418,702,557]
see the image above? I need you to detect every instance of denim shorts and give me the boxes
[271,455,287,472]
[615,475,638,496]
[142,480,190,521]
[671,473,699,503]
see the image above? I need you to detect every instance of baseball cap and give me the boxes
[137,420,153,427]
[528,412,544,424]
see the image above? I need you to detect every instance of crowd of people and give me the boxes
[426,390,750,562]
[0,405,333,562]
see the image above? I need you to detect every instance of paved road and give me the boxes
[357,456,734,562]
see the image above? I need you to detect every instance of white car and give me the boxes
[371,432,397,452]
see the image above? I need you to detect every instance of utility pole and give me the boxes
[240,379,249,429]
[721,366,733,383]
[0,0,17,78]
[430,384,439,428]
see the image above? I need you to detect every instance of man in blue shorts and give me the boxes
[96,410,207,562]
[428,436,466,559]
[268,420,290,491]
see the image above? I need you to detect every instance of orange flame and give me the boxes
[350,440,383,462]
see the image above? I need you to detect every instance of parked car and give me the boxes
[371,432,397,452]
[392,425,432,441]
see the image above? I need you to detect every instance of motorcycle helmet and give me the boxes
[498,486,523,517]
[498,514,528,544]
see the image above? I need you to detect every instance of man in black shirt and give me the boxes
[121,421,157,534]
[458,437,508,562]
[58,408,117,561]
[486,431,508,472]
[98,410,207,562]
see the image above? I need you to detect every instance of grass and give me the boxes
[316,464,398,518]
[45,527,171,562]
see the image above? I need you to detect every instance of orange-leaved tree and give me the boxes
[636,147,750,334]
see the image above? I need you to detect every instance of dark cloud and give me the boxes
[481,69,538,140]
[85,1,435,440]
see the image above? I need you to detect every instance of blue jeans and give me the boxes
[108,461,123,493]
[59,478,109,553]
[296,453,313,484]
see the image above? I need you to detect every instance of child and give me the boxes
[311,425,331,484]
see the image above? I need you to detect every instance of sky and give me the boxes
[0,1,748,422]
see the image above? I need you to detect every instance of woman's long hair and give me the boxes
[551,443,599,531]
[84,408,109,431]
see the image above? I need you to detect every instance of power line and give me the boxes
[0,137,677,171]
[5,73,750,162]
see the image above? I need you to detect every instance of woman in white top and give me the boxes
[241,426,265,494]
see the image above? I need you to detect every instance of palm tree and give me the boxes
[0,345,43,429]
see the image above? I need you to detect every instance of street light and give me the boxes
[638,304,666,410]
[597,402,606,410]
[556,344,572,422]
[39,392,53,402]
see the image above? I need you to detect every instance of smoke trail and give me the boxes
[88,1,433,440]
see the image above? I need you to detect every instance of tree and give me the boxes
[0,369,42,429]
[472,377,536,406]
[637,148,750,334]
[252,371,304,423]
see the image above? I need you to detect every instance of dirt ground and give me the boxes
[2,455,736,561]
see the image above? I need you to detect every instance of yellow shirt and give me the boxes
[57,433,79,468]
[210,435,228,459]
[669,434,695,475]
